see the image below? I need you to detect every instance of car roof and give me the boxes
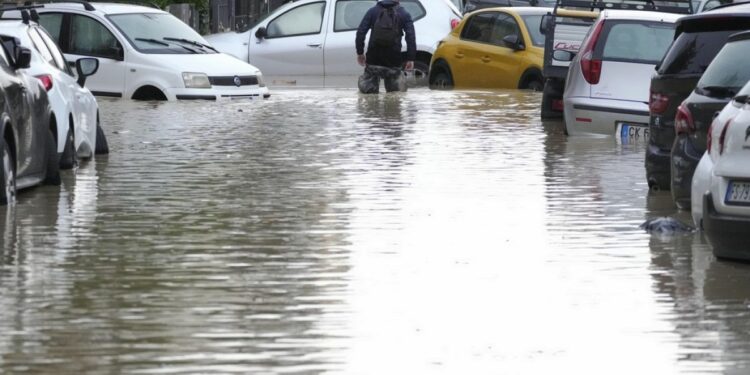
[600,9,684,22]
[0,19,35,30]
[500,6,553,15]
[38,2,165,15]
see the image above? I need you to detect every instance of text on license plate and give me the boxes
[726,181,750,204]
[616,122,649,143]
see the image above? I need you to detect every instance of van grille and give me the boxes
[209,76,259,86]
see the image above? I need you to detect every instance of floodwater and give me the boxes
[1,84,749,374]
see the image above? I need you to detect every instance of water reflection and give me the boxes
[0,89,749,373]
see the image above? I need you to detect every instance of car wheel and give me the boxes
[430,70,454,90]
[59,127,77,170]
[406,60,429,88]
[0,137,16,205]
[526,79,543,92]
[95,119,109,155]
[44,128,61,186]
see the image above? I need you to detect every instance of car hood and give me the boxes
[161,52,261,75]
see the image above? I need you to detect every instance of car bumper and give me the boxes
[564,97,649,136]
[671,134,703,210]
[645,142,671,189]
[703,192,750,260]
[167,86,271,101]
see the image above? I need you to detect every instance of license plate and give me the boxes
[616,122,649,143]
[726,181,750,205]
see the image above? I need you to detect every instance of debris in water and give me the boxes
[640,217,694,234]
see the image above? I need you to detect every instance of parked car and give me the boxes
[0,8,104,170]
[646,3,750,191]
[562,10,681,138]
[462,0,553,14]
[204,0,462,87]
[691,79,750,260]
[428,7,548,90]
[670,30,750,209]
[692,0,735,13]
[32,1,269,101]
[0,35,60,205]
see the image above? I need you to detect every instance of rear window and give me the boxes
[595,21,675,64]
[696,39,750,97]
[658,29,743,75]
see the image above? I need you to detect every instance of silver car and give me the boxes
[560,10,682,139]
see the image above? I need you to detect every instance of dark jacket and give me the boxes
[355,0,416,68]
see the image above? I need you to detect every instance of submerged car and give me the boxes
[34,2,269,101]
[0,35,60,204]
[670,30,750,209]
[204,0,462,86]
[562,10,680,138]
[646,3,750,191]
[0,8,105,170]
[428,7,548,90]
[691,79,750,260]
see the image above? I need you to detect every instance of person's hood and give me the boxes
[378,0,399,8]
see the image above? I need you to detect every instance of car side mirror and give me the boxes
[75,57,99,87]
[255,26,267,39]
[14,46,31,69]
[540,14,551,35]
[502,34,523,51]
[552,49,575,62]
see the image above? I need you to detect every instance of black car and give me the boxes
[646,4,750,193]
[670,31,750,209]
[0,35,59,205]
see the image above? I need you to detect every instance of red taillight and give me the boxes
[552,99,564,111]
[450,18,460,30]
[649,91,669,114]
[718,118,731,155]
[35,74,53,91]
[579,20,605,85]
[674,103,695,135]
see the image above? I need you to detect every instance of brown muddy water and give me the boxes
[0,85,749,374]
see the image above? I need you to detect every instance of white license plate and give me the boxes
[726,181,750,204]
[616,122,649,143]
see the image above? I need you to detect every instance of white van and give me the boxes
[35,2,270,101]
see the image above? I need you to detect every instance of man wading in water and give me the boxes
[355,0,416,93]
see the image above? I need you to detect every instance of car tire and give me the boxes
[0,137,16,205]
[526,79,543,92]
[44,128,61,186]
[95,119,109,155]
[59,127,76,170]
[430,70,453,90]
[406,60,430,88]
[541,79,563,119]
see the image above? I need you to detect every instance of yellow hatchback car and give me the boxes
[429,7,549,90]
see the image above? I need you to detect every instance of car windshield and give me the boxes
[521,14,545,47]
[697,39,750,98]
[108,12,216,54]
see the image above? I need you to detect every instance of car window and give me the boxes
[399,0,426,21]
[70,15,122,59]
[28,27,56,66]
[658,29,737,75]
[334,0,373,31]
[461,12,496,44]
[597,21,675,64]
[697,39,750,95]
[521,14,544,47]
[37,13,63,42]
[491,13,520,47]
[266,2,326,38]
[36,27,72,75]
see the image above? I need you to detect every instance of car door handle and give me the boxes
[307,43,321,48]
[455,52,464,59]
[481,56,491,63]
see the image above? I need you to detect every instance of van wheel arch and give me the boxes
[132,85,167,101]
[519,68,544,91]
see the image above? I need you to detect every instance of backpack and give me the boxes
[371,5,400,47]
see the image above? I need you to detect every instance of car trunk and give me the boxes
[590,61,654,104]
[648,74,700,152]
[685,92,731,154]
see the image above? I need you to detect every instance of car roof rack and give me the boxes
[22,0,95,10]
[0,4,43,23]
[552,0,693,14]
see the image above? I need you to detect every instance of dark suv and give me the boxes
[671,31,750,209]
[645,5,750,194]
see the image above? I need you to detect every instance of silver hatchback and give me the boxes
[560,10,682,140]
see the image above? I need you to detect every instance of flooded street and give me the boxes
[1,85,750,374]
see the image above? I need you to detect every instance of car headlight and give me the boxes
[256,72,266,87]
[182,72,211,89]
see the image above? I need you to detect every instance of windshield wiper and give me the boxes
[699,85,738,98]
[135,37,169,46]
[164,37,218,53]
